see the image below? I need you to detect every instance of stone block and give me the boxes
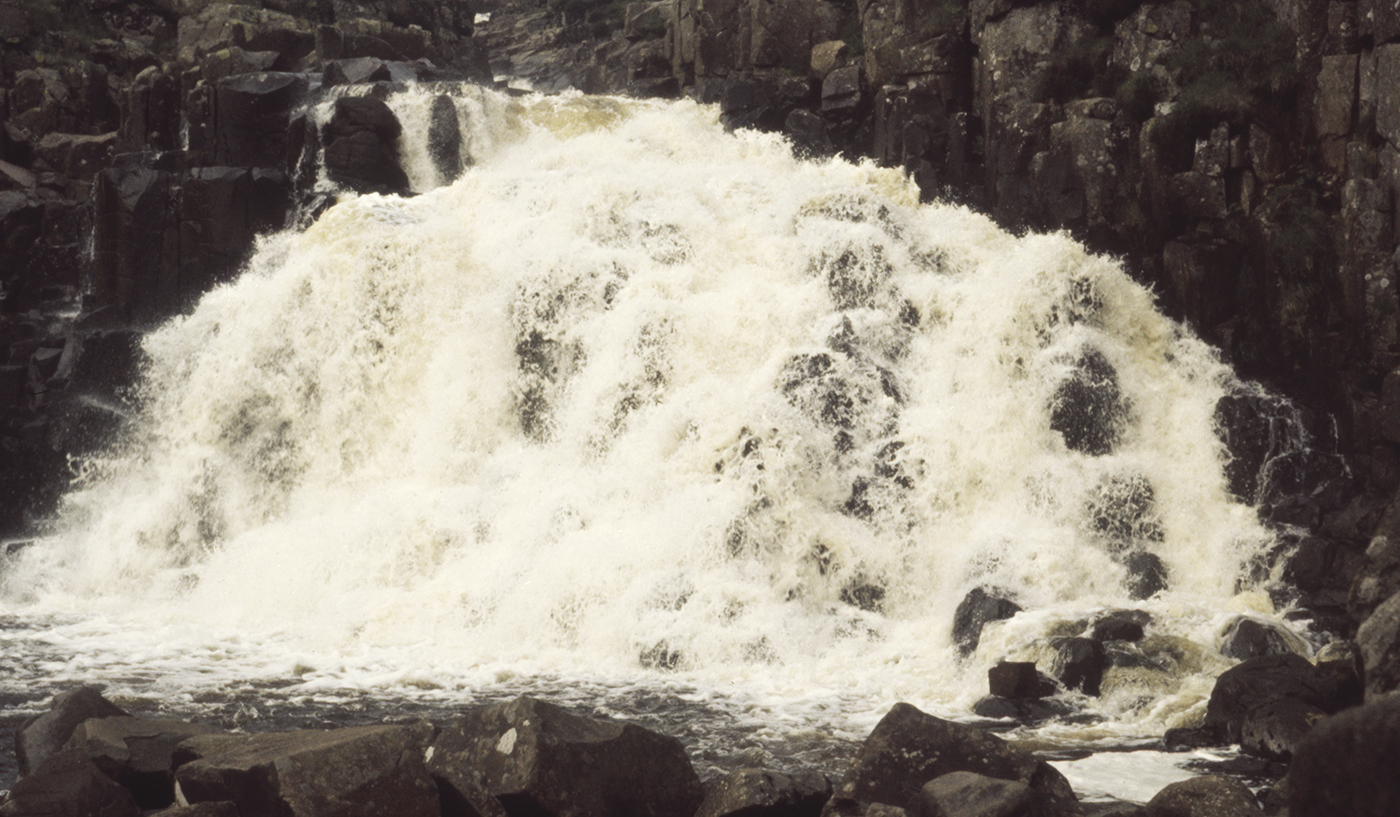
[1376,44,1400,146]
[1317,54,1359,138]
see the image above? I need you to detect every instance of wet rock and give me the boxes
[16,685,128,778]
[1213,386,1295,504]
[1050,348,1125,456]
[1143,775,1263,817]
[0,748,141,817]
[920,771,1032,817]
[823,702,1079,817]
[1123,551,1168,600]
[1287,694,1400,816]
[91,161,177,320]
[1088,610,1151,643]
[65,716,224,809]
[1202,654,1341,744]
[179,167,291,301]
[1239,696,1324,762]
[33,132,117,181]
[694,768,831,817]
[322,57,391,86]
[969,696,1073,725]
[1219,617,1303,661]
[1050,637,1106,696]
[952,587,1022,656]
[323,95,410,194]
[428,94,465,183]
[426,696,704,817]
[173,722,439,817]
[1357,590,1400,697]
[200,47,286,85]
[785,109,834,158]
[987,661,1057,699]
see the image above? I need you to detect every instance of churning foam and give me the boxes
[1,88,1289,747]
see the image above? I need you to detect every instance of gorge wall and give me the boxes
[2,0,1399,589]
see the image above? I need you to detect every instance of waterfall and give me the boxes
[0,86,1309,751]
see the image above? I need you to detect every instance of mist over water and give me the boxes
[0,87,1303,770]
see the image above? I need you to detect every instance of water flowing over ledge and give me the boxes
[0,87,1317,771]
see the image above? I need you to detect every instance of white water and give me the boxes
[1,87,1304,788]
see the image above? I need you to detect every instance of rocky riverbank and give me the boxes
[3,684,1399,816]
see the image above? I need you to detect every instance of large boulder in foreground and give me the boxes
[821,702,1080,816]
[65,716,224,808]
[172,722,438,817]
[0,748,141,817]
[1287,695,1400,816]
[427,695,704,817]
[16,686,128,777]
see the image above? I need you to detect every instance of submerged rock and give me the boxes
[1049,348,1125,456]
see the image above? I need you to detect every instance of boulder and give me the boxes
[1202,654,1341,743]
[33,132,117,181]
[1238,696,1325,762]
[428,93,466,183]
[987,661,1056,699]
[969,696,1072,725]
[0,748,141,817]
[1123,551,1168,600]
[426,696,704,817]
[1218,617,1304,661]
[919,771,1032,817]
[717,75,818,133]
[1049,348,1125,456]
[823,702,1080,816]
[694,768,831,817]
[1287,695,1400,816]
[1049,637,1106,696]
[173,723,439,817]
[952,587,1022,656]
[16,686,128,778]
[1088,610,1150,643]
[1143,775,1263,817]
[1357,590,1400,697]
[323,95,410,194]
[65,716,225,808]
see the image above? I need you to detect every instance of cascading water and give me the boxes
[0,85,1320,795]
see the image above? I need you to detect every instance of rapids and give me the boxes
[0,86,1316,790]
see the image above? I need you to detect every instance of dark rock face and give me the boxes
[426,696,705,817]
[323,96,410,194]
[428,93,466,183]
[16,686,128,778]
[987,661,1057,699]
[1218,617,1302,661]
[173,723,439,817]
[1201,654,1349,745]
[824,702,1080,817]
[1357,590,1400,696]
[694,768,831,817]
[952,587,1022,656]
[1288,695,1400,817]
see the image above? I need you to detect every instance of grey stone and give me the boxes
[811,40,849,80]
[1376,44,1400,147]
[65,716,224,809]
[1316,54,1359,139]
[427,696,704,817]
[16,686,128,778]
[920,772,1032,817]
[0,749,141,817]
[825,702,1080,816]
[1358,591,1400,697]
[1144,775,1263,817]
[174,723,439,817]
[695,768,831,817]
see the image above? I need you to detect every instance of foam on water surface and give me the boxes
[0,88,1314,787]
